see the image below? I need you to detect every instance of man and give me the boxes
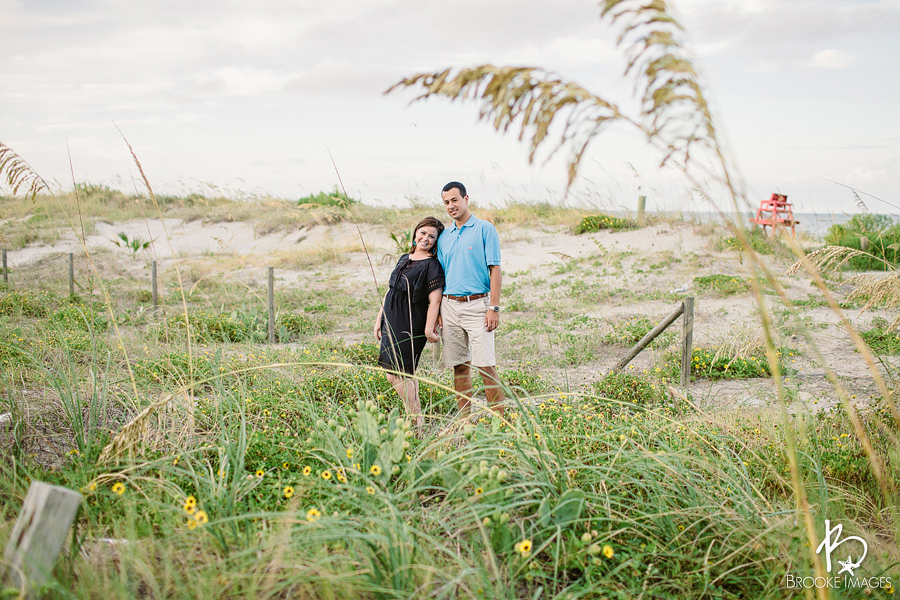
[436,181,505,415]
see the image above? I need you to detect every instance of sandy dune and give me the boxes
[6,216,890,414]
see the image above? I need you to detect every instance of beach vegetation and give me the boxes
[693,274,747,295]
[2,0,899,596]
[574,213,639,233]
[824,214,900,271]
[861,317,900,355]
[297,187,358,208]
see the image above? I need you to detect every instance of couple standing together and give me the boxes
[373,181,504,428]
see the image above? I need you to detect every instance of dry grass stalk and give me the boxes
[784,246,873,276]
[0,141,50,201]
[388,0,894,567]
[97,394,173,465]
[787,245,900,328]
[846,272,900,315]
[388,0,717,186]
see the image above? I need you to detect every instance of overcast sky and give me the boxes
[2,0,898,215]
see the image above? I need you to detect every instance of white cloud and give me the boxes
[807,48,854,69]
[193,67,291,97]
[282,60,394,96]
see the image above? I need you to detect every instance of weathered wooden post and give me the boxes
[151,260,158,308]
[637,195,647,225]
[681,297,694,387]
[267,266,275,344]
[2,249,7,284]
[612,303,685,372]
[860,236,869,252]
[2,481,82,595]
[68,253,74,296]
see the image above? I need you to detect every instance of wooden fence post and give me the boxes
[152,260,158,308]
[612,303,684,373]
[2,481,82,594]
[860,236,869,252]
[267,267,275,344]
[2,249,7,284]
[681,297,694,387]
[68,253,74,296]
[637,195,646,225]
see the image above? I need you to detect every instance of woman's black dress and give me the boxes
[377,254,445,374]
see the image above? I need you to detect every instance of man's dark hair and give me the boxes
[442,181,467,197]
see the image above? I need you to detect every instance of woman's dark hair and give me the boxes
[409,216,445,255]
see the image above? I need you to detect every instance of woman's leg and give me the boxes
[385,372,424,428]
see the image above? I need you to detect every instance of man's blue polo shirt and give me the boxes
[437,215,501,296]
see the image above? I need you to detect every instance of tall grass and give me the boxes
[2,0,899,597]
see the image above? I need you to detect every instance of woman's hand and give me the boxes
[425,328,439,343]
[374,307,384,341]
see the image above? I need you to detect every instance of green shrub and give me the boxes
[685,347,770,380]
[500,367,550,395]
[0,290,55,318]
[277,313,334,341]
[297,187,358,208]
[825,214,900,271]
[0,324,33,372]
[693,274,747,295]
[50,304,109,332]
[718,230,776,255]
[575,214,638,234]
[166,310,259,343]
[343,342,379,366]
[163,309,334,343]
[861,318,900,355]
[592,372,667,406]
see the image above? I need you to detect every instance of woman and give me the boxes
[373,216,445,428]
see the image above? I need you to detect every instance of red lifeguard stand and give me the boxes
[750,193,799,237]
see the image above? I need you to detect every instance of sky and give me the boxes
[1,0,899,216]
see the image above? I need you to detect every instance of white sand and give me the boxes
[6,216,890,413]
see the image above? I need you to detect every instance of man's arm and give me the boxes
[485,264,501,331]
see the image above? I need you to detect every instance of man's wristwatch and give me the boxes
[489,305,500,313]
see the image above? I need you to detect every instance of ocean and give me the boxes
[680,211,899,241]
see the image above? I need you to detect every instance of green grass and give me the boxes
[677,346,773,380]
[296,187,359,207]
[602,315,676,348]
[717,229,780,255]
[693,274,747,295]
[1,199,898,599]
[574,213,639,234]
[861,318,900,355]
[825,213,900,271]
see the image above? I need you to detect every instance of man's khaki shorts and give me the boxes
[440,296,495,368]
